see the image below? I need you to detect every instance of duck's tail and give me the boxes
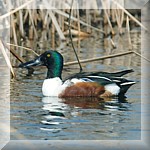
[118,80,136,96]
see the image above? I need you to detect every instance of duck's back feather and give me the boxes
[64,69,134,81]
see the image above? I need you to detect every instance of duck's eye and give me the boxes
[47,54,51,57]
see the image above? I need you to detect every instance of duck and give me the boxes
[19,50,135,97]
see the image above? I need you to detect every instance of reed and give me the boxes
[0,1,145,43]
[6,8,112,42]
[11,14,18,46]
[0,0,147,75]
[6,43,39,56]
[64,51,134,66]
[126,16,132,49]
[101,0,115,35]
[0,40,15,77]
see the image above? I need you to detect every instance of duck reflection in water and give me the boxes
[42,96,129,115]
[40,96,130,132]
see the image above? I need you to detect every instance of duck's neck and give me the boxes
[46,69,61,79]
[46,61,63,79]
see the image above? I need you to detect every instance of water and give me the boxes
[10,68,141,140]
[10,30,141,140]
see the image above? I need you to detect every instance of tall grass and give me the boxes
[6,1,144,43]
[9,8,142,46]
[0,0,146,74]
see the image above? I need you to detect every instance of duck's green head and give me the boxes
[19,50,63,79]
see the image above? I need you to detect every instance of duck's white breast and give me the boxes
[42,78,84,97]
[42,77,64,96]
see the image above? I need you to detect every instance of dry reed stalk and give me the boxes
[44,10,51,33]
[0,0,35,20]
[112,0,147,31]
[47,16,52,39]
[64,51,133,66]
[77,36,81,55]
[117,9,121,31]
[61,9,65,32]
[58,10,62,32]
[126,16,132,49]
[104,9,115,35]
[76,4,81,37]
[11,14,18,46]
[0,40,15,77]
[29,26,34,40]
[5,44,26,63]
[133,51,150,63]
[64,29,91,37]
[120,9,124,33]
[4,41,34,75]
[106,0,111,14]
[114,9,119,25]
[43,11,49,29]
[64,21,78,30]
[42,0,66,40]
[35,10,43,25]
[48,10,66,40]
[23,10,29,23]
[93,10,96,22]
[114,9,124,34]
[19,10,24,37]
[110,38,116,48]
[86,9,90,33]
[39,9,44,20]
[52,9,105,33]
[27,9,38,39]
[68,0,82,72]
[31,9,36,26]
[76,4,81,54]
[111,9,116,23]
[6,43,39,56]
[101,0,115,35]
[51,22,55,49]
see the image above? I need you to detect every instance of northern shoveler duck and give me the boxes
[19,50,135,97]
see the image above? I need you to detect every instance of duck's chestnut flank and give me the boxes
[59,82,105,97]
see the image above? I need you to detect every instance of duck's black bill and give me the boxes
[19,57,43,68]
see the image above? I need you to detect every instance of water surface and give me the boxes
[10,30,141,140]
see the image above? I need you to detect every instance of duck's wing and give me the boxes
[90,69,134,77]
[81,76,114,85]
[64,69,134,81]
